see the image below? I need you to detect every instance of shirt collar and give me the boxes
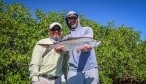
[49,37,61,42]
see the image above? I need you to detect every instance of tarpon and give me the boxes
[38,37,101,51]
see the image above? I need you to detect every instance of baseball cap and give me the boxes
[65,11,78,20]
[49,22,62,30]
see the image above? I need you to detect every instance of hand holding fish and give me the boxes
[80,44,92,51]
[55,45,64,53]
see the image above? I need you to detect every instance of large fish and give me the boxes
[38,37,101,51]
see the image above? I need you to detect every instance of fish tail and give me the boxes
[90,41,101,47]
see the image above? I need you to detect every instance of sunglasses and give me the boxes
[66,16,78,21]
[51,28,61,32]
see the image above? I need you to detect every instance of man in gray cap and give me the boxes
[29,22,66,84]
[64,11,99,84]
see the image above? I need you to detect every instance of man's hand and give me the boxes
[55,45,64,53]
[80,44,92,51]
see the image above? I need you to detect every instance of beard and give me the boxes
[70,24,77,28]
[68,19,77,29]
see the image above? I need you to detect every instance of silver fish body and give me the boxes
[38,37,101,51]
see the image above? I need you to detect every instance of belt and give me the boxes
[40,75,59,80]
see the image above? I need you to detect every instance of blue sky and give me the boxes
[4,0,146,40]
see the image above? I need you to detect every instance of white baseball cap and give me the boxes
[49,22,62,29]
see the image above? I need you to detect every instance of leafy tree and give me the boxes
[0,2,36,83]
[0,1,146,84]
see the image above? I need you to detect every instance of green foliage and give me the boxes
[0,1,146,84]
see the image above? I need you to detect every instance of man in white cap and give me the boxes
[64,11,99,84]
[29,22,66,84]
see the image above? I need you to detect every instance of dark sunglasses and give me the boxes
[51,28,61,32]
[66,16,78,21]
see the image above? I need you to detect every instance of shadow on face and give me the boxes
[48,25,62,39]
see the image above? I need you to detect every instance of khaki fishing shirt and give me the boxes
[29,38,65,81]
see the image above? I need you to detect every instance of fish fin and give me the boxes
[95,41,102,47]
[76,48,81,53]
[42,48,52,57]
